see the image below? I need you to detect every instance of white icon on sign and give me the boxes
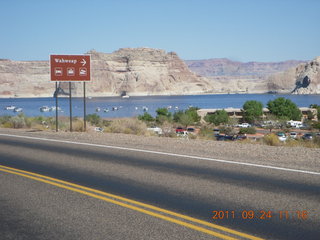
[54,67,63,76]
[79,67,87,76]
[80,59,86,66]
[67,67,75,76]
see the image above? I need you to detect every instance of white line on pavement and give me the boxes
[0,133,319,176]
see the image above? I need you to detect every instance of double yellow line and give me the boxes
[0,164,264,240]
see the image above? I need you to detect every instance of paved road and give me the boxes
[0,134,319,240]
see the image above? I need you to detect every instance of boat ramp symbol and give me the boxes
[79,67,87,76]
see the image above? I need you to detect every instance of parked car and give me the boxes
[235,135,247,140]
[276,132,287,142]
[238,123,251,128]
[177,130,189,137]
[187,127,195,133]
[175,127,185,133]
[302,133,313,140]
[289,132,297,139]
[147,126,163,135]
[215,134,236,141]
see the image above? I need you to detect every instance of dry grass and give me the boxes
[262,133,281,146]
[105,118,148,136]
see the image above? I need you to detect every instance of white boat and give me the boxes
[40,106,50,112]
[122,95,129,99]
[143,106,148,112]
[112,107,118,111]
[50,106,61,111]
[96,107,101,112]
[4,105,16,110]
[103,108,109,113]
[13,107,23,112]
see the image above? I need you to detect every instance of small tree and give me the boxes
[185,107,201,123]
[204,110,229,126]
[156,108,172,124]
[242,100,263,124]
[179,113,194,127]
[267,97,301,121]
[173,107,200,127]
[138,112,154,123]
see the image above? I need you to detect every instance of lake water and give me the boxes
[0,94,319,118]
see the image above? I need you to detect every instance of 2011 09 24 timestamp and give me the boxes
[212,210,308,220]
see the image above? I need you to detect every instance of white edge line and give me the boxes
[1,133,320,176]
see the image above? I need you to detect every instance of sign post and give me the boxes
[55,82,58,132]
[83,82,87,131]
[50,55,91,132]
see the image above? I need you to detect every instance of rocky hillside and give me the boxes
[0,48,213,98]
[185,58,307,94]
[185,58,306,77]
[267,57,320,94]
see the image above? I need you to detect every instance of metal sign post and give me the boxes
[69,82,73,132]
[55,82,58,132]
[83,82,87,131]
[50,55,91,132]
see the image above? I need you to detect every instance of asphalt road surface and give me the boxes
[0,133,319,240]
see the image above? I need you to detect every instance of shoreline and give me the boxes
[1,92,319,99]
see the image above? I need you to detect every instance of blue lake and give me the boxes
[0,94,319,118]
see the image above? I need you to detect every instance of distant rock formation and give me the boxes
[0,48,213,98]
[267,57,320,94]
[185,58,306,77]
[84,48,213,97]
[292,57,320,94]
[185,58,306,94]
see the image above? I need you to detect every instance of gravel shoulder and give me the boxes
[0,128,319,172]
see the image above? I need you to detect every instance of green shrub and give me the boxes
[10,115,26,128]
[197,126,215,140]
[138,112,155,123]
[263,133,281,146]
[204,110,229,126]
[238,127,256,134]
[86,114,101,126]
[219,126,237,135]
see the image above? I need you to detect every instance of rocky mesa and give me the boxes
[0,48,213,98]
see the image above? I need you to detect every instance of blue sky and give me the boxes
[1,0,319,62]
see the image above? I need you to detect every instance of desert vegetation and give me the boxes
[1,98,319,148]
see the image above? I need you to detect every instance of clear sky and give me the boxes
[1,0,319,62]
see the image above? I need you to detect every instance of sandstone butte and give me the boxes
[0,48,319,98]
[0,48,213,98]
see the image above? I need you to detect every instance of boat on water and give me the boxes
[13,107,23,112]
[103,108,109,113]
[122,95,130,99]
[40,106,50,112]
[96,107,101,112]
[50,106,61,111]
[4,106,16,110]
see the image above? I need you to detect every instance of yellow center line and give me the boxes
[0,164,264,240]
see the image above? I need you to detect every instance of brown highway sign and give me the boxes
[50,55,91,81]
